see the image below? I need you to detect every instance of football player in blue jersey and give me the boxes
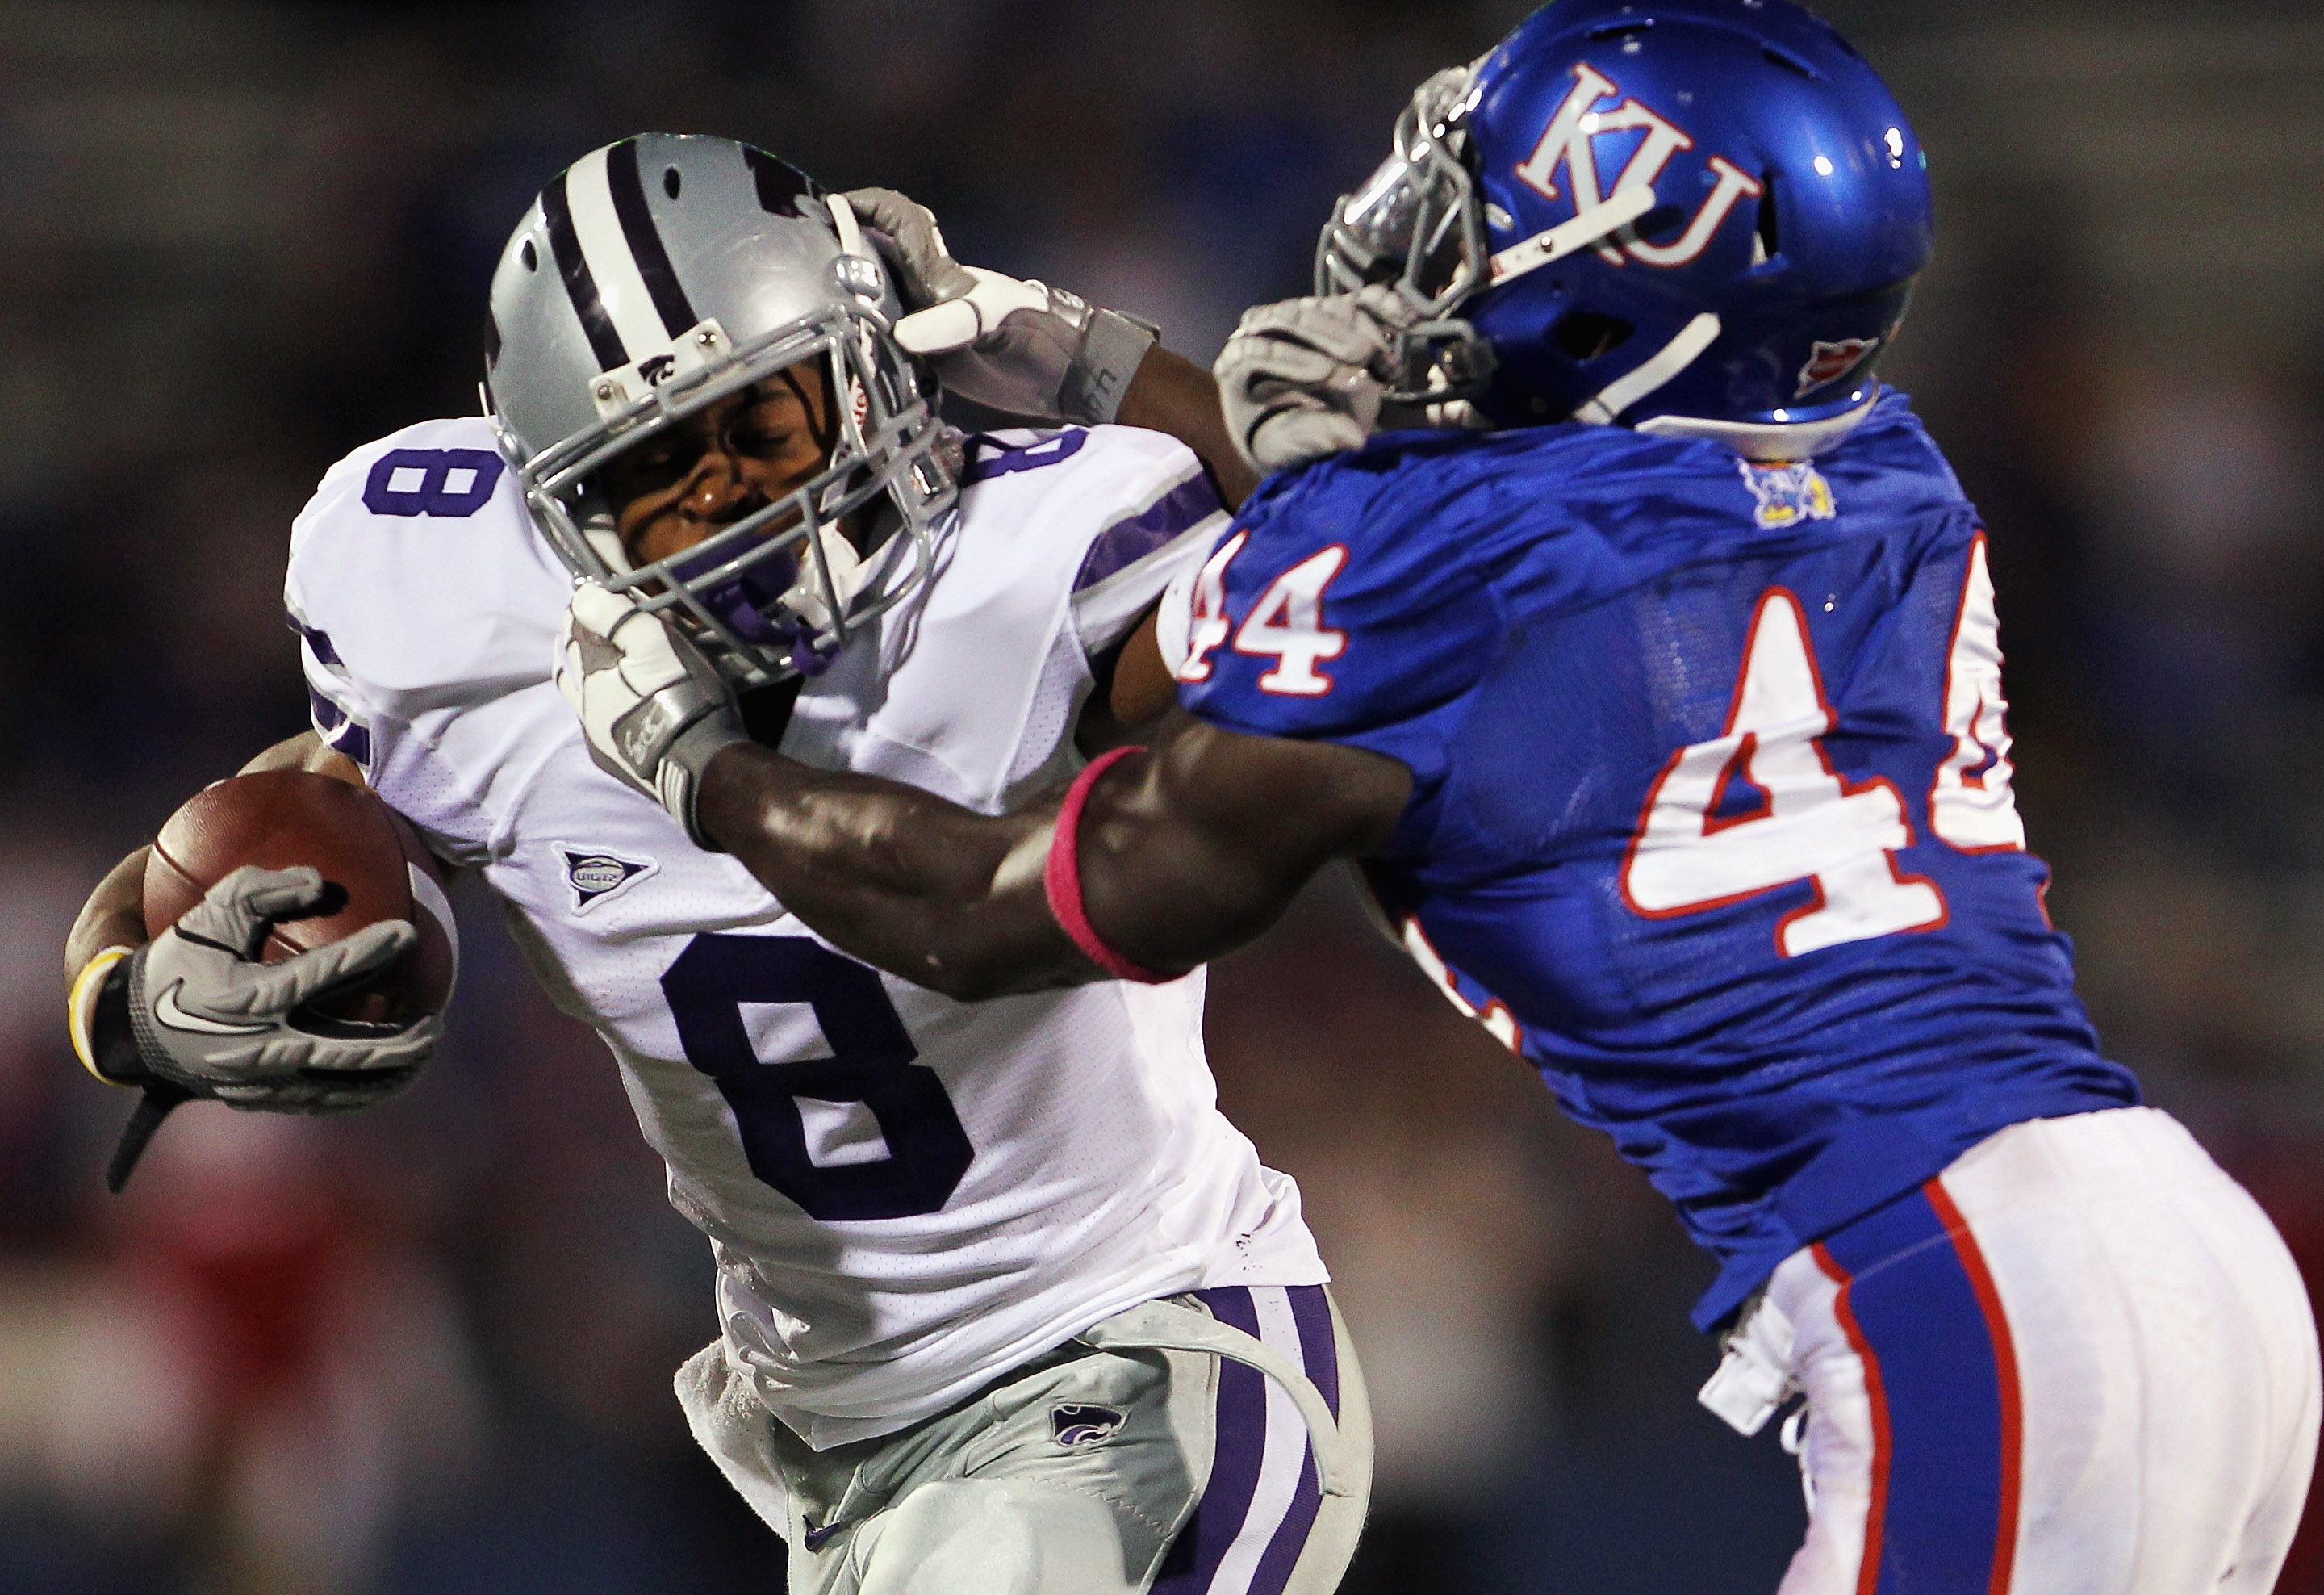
[557,3,2322,1589]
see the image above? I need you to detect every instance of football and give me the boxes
[143,770,458,1025]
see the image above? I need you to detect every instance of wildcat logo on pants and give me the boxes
[1049,1403,1126,1447]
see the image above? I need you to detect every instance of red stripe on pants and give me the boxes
[1814,1242,1892,1595]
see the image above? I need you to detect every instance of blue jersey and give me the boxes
[1177,392,2138,1329]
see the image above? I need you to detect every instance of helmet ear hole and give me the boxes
[1553,311,1634,362]
[1755,171,1781,263]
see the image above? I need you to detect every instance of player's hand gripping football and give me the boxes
[841,186,1160,425]
[1212,286,1423,474]
[555,582,749,848]
[83,865,437,1117]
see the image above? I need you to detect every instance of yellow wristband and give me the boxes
[68,946,135,1086]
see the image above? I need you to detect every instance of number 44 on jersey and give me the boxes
[1621,538,2022,956]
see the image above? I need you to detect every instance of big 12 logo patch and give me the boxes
[1513,64,1763,269]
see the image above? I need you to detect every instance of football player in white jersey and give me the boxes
[63,134,1371,1595]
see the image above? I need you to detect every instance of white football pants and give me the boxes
[1716,1107,2318,1594]
[679,1285,1373,1595]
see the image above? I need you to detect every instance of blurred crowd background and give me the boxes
[2,0,2322,1590]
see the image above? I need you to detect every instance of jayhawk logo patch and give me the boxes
[1737,458,1837,530]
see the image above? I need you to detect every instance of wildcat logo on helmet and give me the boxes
[1048,1403,1126,1447]
[1796,338,1880,398]
[1513,63,1763,270]
[1737,458,1836,530]
[561,848,656,910]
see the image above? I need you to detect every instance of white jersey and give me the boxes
[282,416,1326,1447]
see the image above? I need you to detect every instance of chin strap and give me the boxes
[1487,185,1657,287]
[1574,312,1723,427]
[1390,187,1661,408]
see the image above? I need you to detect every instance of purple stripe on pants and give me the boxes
[1286,1286,1339,1420]
[1248,1286,1335,1595]
[1152,1287,1269,1595]
[1152,1287,1343,1595]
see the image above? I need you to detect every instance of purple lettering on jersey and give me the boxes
[961,429,1089,486]
[1075,474,1223,592]
[362,448,505,518]
[661,934,973,1221]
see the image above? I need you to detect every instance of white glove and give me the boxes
[1213,286,1424,474]
[842,186,1160,425]
[554,584,748,849]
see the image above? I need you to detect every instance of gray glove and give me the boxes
[842,186,1160,425]
[554,581,749,849]
[1213,286,1425,474]
[113,865,437,1114]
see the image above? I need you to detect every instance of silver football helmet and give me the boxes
[486,133,955,689]
[1313,66,1497,404]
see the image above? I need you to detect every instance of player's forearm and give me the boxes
[696,718,1410,1002]
[1070,728,1402,975]
[697,743,1097,999]
[1118,346,1259,509]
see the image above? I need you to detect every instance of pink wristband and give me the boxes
[1043,746,1172,985]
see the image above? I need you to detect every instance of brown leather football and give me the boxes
[143,771,457,1024]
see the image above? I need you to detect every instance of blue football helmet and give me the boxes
[1317,0,1932,453]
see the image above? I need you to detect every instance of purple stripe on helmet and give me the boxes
[604,136,698,339]
[542,169,627,373]
[1074,474,1223,593]
[1152,1288,1268,1595]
